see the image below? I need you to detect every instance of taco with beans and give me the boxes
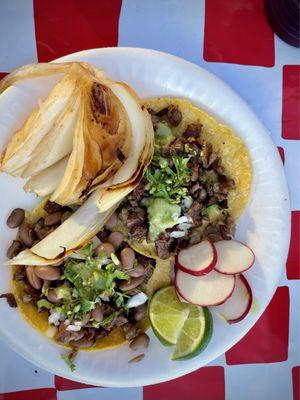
[115,97,253,260]
[7,199,172,357]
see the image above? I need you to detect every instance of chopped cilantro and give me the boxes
[201,204,228,222]
[113,270,130,280]
[41,282,50,296]
[37,299,53,310]
[80,299,96,313]
[38,242,132,327]
[145,154,191,204]
[61,354,76,372]
[100,311,120,327]
[115,291,130,308]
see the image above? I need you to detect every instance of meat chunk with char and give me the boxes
[155,232,174,259]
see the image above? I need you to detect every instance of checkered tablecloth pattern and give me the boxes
[0,1,299,399]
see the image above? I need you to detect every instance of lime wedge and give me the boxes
[149,286,189,345]
[172,306,213,360]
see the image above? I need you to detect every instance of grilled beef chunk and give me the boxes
[0,293,17,308]
[155,232,174,259]
[183,124,201,138]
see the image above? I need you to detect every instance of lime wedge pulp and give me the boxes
[149,286,190,345]
[172,306,213,360]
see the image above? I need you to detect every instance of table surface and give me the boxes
[0,1,299,399]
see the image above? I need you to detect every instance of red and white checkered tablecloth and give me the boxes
[0,1,299,399]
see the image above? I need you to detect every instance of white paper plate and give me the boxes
[0,48,290,387]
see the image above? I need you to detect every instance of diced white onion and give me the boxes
[170,231,186,238]
[45,325,58,338]
[59,313,67,322]
[111,253,120,265]
[100,294,110,301]
[182,196,193,210]
[127,292,148,308]
[178,222,193,231]
[66,324,82,332]
[48,311,61,326]
[177,216,189,224]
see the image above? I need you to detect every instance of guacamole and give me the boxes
[147,198,181,240]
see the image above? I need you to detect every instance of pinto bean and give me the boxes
[119,276,144,291]
[44,211,63,226]
[34,265,61,280]
[91,304,104,322]
[19,224,35,247]
[94,242,115,257]
[56,323,85,344]
[13,266,26,281]
[44,201,62,214]
[26,266,42,290]
[47,289,59,304]
[80,313,91,326]
[134,303,148,322]
[6,208,25,228]
[7,240,23,259]
[61,211,72,223]
[128,353,145,363]
[34,224,54,240]
[129,333,150,350]
[127,264,145,278]
[104,213,118,230]
[70,336,95,348]
[120,247,135,270]
[107,231,124,249]
[122,322,141,340]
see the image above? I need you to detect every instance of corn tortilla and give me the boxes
[11,200,150,351]
[126,97,253,260]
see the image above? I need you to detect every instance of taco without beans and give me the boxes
[116,97,253,260]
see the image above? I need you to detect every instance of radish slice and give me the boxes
[176,241,217,276]
[214,240,255,275]
[175,268,235,306]
[212,274,253,324]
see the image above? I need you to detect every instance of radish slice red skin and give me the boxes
[175,268,236,306]
[214,240,255,275]
[175,241,217,276]
[213,274,253,324]
[227,274,253,324]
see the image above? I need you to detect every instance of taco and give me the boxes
[115,97,253,260]
[9,199,172,352]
